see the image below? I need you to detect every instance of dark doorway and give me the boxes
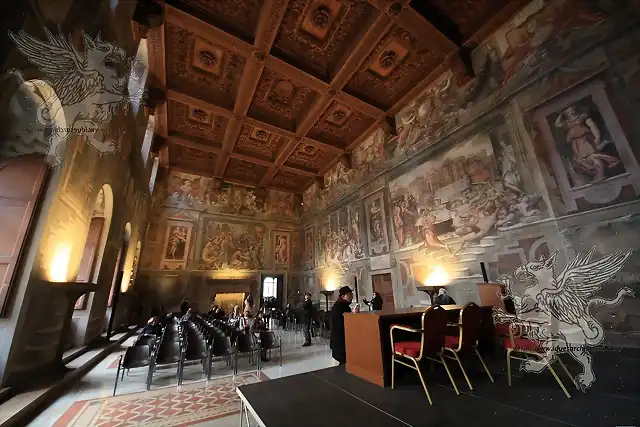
[260,274,284,309]
[372,273,394,309]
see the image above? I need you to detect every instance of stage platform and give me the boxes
[237,349,640,427]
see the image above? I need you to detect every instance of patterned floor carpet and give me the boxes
[53,372,268,426]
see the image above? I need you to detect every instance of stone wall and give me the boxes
[0,0,154,387]
[301,0,640,346]
[137,170,303,311]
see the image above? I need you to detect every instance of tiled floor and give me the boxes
[30,330,336,426]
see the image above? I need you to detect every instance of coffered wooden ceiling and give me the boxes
[146,0,526,193]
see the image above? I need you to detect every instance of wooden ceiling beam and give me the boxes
[281,165,317,178]
[334,91,384,119]
[168,136,221,154]
[214,0,290,177]
[396,7,457,55]
[264,55,330,94]
[261,2,403,187]
[165,5,253,56]
[302,137,345,155]
[230,152,272,167]
[146,24,168,137]
[167,89,234,119]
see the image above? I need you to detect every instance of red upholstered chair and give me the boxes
[444,302,494,391]
[504,319,575,398]
[390,305,460,405]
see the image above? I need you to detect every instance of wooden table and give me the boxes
[344,305,495,387]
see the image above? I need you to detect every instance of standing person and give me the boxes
[302,293,313,347]
[363,292,384,311]
[330,286,353,365]
[180,299,189,317]
[244,294,254,315]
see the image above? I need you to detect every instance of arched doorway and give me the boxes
[67,184,114,347]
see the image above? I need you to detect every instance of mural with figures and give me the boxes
[162,170,301,220]
[316,202,365,269]
[301,0,639,218]
[388,132,544,254]
[197,218,265,270]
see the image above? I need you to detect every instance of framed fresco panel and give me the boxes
[364,190,390,256]
[161,220,193,270]
[532,79,640,211]
[304,226,314,269]
[196,218,266,271]
[273,230,291,268]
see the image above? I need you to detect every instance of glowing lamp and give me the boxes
[50,245,72,282]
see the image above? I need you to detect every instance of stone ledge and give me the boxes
[0,327,138,427]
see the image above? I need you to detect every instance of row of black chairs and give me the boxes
[196,316,283,371]
[113,316,282,395]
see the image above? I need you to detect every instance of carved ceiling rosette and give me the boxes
[285,142,333,172]
[233,124,281,161]
[248,68,319,131]
[165,23,245,109]
[272,0,373,79]
[344,25,442,108]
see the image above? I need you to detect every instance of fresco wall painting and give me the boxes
[161,220,193,270]
[531,79,640,212]
[364,191,390,256]
[273,230,291,268]
[197,218,266,271]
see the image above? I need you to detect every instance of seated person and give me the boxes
[142,317,162,336]
[250,314,269,362]
[228,305,242,326]
[433,288,456,305]
[238,310,252,330]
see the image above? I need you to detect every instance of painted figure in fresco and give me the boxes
[496,247,633,390]
[500,0,604,84]
[304,231,313,263]
[498,138,523,194]
[368,201,383,244]
[396,76,456,152]
[275,236,289,264]
[555,105,621,185]
[166,226,187,260]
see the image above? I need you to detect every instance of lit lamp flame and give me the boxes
[325,277,336,291]
[50,245,72,282]
[425,266,449,287]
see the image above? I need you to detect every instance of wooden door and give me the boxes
[371,273,394,309]
[0,155,48,315]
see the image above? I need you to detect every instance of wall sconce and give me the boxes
[320,289,334,311]
[50,244,72,282]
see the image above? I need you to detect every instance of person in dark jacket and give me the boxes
[142,317,162,336]
[363,292,384,311]
[330,286,353,365]
[433,288,456,305]
[302,293,313,347]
